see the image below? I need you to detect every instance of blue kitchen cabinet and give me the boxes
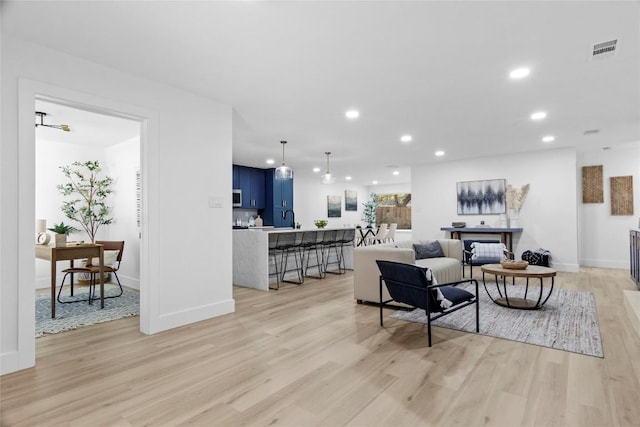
[263,169,294,227]
[235,165,265,209]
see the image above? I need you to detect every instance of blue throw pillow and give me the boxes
[414,241,445,260]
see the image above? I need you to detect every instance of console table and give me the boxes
[440,226,523,253]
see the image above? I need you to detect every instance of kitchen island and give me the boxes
[233,227,355,291]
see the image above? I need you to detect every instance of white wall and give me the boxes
[578,143,640,268]
[293,175,369,229]
[105,136,141,288]
[1,36,234,374]
[411,148,579,272]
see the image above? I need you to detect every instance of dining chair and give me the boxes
[385,223,398,242]
[366,223,388,245]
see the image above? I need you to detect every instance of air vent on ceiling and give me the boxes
[583,129,600,135]
[590,39,618,60]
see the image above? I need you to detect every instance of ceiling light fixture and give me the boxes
[312,167,321,173]
[530,111,547,121]
[345,110,359,119]
[509,67,530,79]
[393,171,400,176]
[400,135,412,143]
[542,135,555,143]
[345,176,352,181]
[274,140,293,180]
[321,152,336,184]
[372,180,378,185]
[435,150,445,157]
[35,111,70,132]
[266,159,275,165]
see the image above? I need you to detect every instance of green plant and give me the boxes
[314,219,328,228]
[57,160,114,243]
[47,221,78,235]
[361,192,378,227]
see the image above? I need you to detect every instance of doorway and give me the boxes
[34,99,142,335]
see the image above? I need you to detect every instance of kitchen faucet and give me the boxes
[283,209,295,228]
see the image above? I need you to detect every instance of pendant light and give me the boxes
[321,152,336,184]
[35,111,71,132]
[275,140,293,180]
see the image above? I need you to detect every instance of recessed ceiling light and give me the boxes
[509,67,530,79]
[345,110,359,119]
[372,180,378,185]
[542,135,555,143]
[312,167,320,173]
[435,150,445,157]
[530,111,547,121]
[400,135,412,143]
[266,159,275,165]
[392,170,400,176]
[345,176,352,181]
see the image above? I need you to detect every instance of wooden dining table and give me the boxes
[35,243,104,318]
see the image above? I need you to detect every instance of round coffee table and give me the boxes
[480,264,557,310]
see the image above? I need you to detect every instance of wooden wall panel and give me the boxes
[611,176,634,215]
[582,165,604,203]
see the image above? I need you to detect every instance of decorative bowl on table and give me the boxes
[500,260,529,270]
[452,221,466,228]
[314,220,328,229]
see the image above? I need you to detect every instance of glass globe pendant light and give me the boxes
[275,140,293,180]
[321,152,336,184]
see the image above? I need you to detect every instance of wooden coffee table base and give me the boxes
[481,264,557,310]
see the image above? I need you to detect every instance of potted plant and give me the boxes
[47,221,78,247]
[361,192,378,228]
[56,160,114,243]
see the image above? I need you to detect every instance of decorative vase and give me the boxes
[255,215,263,227]
[54,233,67,247]
[497,214,508,228]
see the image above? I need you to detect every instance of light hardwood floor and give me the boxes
[2,268,639,426]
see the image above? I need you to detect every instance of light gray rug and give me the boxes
[36,286,139,337]
[391,283,603,357]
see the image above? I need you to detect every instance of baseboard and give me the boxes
[580,259,630,270]
[551,262,580,273]
[1,351,35,376]
[145,298,235,334]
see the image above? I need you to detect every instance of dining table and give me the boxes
[35,243,105,318]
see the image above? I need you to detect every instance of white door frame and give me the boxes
[15,78,157,370]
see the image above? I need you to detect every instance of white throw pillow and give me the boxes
[470,242,506,260]
[83,250,120,269]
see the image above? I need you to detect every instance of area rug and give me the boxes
[390,283,603,358]
[36,286,139,337]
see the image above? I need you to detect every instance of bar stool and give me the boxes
[268,233,281,290]
[337,228,356,273]
[277,232,303,285]
[300,230,323,280]
[321,230,342,275]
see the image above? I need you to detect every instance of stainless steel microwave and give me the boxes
[232,189,242,207]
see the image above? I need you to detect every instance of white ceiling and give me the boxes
[4,1,639,186]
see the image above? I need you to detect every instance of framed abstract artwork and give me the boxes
[327,195,342,218]
[345,190,357,211]
[456,179,506,215]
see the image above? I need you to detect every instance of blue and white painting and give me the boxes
[457,179,506,215]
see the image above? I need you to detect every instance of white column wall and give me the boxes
[411,148,579,272]
[1,36,234,374]
[578,143,640,269]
